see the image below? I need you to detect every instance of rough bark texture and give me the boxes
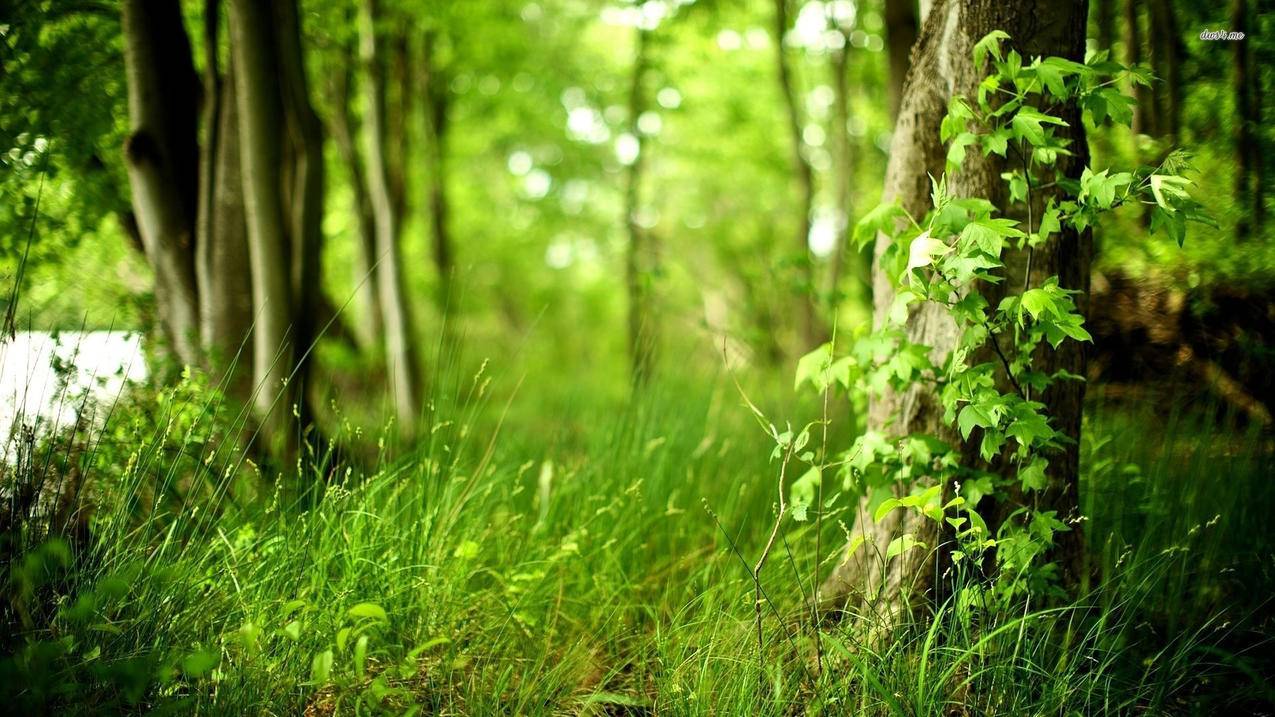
[819,0,1092,618]
[361,0,420,431]
[773,0,818,348]
[120,0,201,366]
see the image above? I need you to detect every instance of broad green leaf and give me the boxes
[973,30,1010,67]
[347,602,388,622]
[886,534,925,560]
[311,649,334,683]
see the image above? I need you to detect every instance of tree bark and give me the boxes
[827,25,869,311]
[624,26,655,384]
[819,0,1091,619]
[361,0,420,431]
[1147,0,1182,141]
[229,0,298,449]
[325,31,385,350]
[421,30,454,314]
[120,0,201,366]
[197,51,253,397]
[1122,0,1150,136]
[884,0,920,120]
[773,0,818,349]
[273,0,326,423]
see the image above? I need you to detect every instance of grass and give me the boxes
[1,356,1273,715]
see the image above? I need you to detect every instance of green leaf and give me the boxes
[973,30,1010,67]
[886,534,925,560]
[181,650,220,678]
[958,404,994,440]
[874,497,902,522]
[347,602,388,622]
[1148,174,1192,211]
[854,201,907,250]
[1018,458,1048,491]
[311,649,334,683]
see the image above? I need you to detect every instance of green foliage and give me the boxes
[796,31,1206,602]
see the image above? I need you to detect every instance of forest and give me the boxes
[1,0,1273,713]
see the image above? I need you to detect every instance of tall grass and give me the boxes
[1,353,1271,714]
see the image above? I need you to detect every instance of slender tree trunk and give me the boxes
[1123,0,1149,136]
[884,0,920,120]
[120,0,201,366]
[1148,0,1182,141]
[421,30,454,314]
[229,0,298,450]
[388,32,410,222]
[361,0,420,430]
[827,26,869,312]
[274,0,325,424]
[773,0,818,348]
[819,0,1091,619]
[625,26,655,384]
[1095,0,1114,53]
[1233,0,1257,240]
[325,33,385,350]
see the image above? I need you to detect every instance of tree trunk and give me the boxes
[624,26,655,384]
[421,30,454,314]
[819,0,1091,619]
[772,0,818,349]
[229,0,298,450]
[325,32,385,350]
[1123,0,1150,136]
[1148,0,1182,141]
[274,0,325,424]
[1233,0,1257,240]
[361,0,420,431]
[1094,0,1114,54]
[884,0,920,120]
[120,0,201,367]
[827,26,869,311]
[197,51,253,398]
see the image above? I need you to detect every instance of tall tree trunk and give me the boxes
[421,30,454,314]
[1233,0,1257,240]
[361,0,420,431]
[229,0,298,450]
[1094,0,1114,53]
[274,0,325,424]
[120,0,201,367]
[773,0,818,348]
[827,25,869,312]
[884,0,920,120]
[625,26,655,384]
[1148,0,1182,141]
[197,51,253,398]
[1123,0,1150,136]
[325,32,385,350]
[819,0,1091,619]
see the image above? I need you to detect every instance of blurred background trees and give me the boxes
[1,0,1271,444]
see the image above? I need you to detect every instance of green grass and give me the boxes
[2,364,1272,715]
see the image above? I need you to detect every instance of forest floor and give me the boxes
[2,367,1274,715]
